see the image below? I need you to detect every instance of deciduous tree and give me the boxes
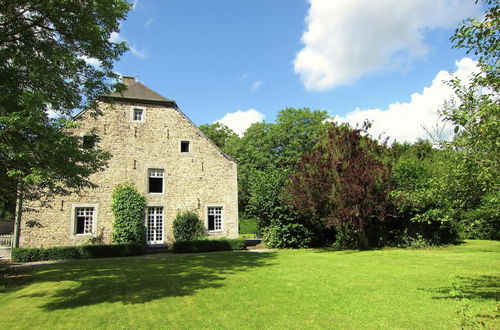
[288,123,391,248]
[0,0,131,246]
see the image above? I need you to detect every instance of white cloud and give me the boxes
[251,80,263,91]
[335,57,479,143]
[294,0,480,90]
[216,109,265,136]
[109,31,148,59]
[129,45,149,59]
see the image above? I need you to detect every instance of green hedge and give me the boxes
[11,243,145,262]
[173,238,246,253]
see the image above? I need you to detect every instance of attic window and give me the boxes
[181,141,190,153]
[148,169,164,194]
[133,108,144,121]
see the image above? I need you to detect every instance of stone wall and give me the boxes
[20,100,238,247]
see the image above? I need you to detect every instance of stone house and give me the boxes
[19,77,239,248]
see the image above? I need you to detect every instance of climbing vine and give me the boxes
[112,183,146,244]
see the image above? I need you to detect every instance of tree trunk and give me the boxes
[12,182,23,248]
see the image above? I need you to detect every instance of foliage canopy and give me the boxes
[0,1,130,235]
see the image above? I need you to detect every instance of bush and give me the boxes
[263,224,311,249]
[11,243,145,262]
[112,183,147,244]
[173,211,205,241]
[460,193,500,240]
[392,230,431,249]
[173,239,245,253]
[79,243,145,258]
[239,218,258,235]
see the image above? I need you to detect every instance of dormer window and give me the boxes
[133,108,144,121]
[181,141,190,153]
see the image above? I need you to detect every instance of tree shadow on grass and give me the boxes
[423,275,500,301]
[12,251,277,311]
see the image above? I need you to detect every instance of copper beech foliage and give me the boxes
[287,123,391,247]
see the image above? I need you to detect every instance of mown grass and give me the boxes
[0,240,498,329]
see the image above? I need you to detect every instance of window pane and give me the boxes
[148,169,164,193]
[147,207,163,242]
[75,207,94,234]
[76,216,85,234]
[149,177,163,193]
[208,214,215,231]
[181,141,190,152]
[148,169,164,177]
[134,109,143,121]
[83,135,97,149]
[208,207,222,231]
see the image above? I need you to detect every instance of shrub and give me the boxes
[392,230,431,249]
[263,223,311,249]
[79,243,145,258]
[173,211,205,241]
[173,238,245,253]
[112,183,147,244]
[239,218,258,235]
[11,243,145,262]
[460,193,500,240]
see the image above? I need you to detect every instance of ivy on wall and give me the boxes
[112,183,147,244]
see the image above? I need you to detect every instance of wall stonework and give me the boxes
[20,97,238,248]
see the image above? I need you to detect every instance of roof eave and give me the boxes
[100,95,177,107]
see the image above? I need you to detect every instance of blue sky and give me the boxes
[110,0,484,142]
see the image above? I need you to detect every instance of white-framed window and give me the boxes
[146,206,164,244]
[207,206,223,232]
[133,108,144,122]
[148,168,164,194]
[74,207,95,235]
[180,140,190,153]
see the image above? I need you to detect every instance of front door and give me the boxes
[147,207,164,244]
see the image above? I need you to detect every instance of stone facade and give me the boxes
[20,77,238,248]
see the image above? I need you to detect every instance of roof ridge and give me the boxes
[106,76,173,102]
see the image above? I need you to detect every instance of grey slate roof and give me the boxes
[105,76,176,105]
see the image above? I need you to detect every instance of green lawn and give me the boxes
[1,240,499,329]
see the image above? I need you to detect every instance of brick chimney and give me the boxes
[122,76,135,85]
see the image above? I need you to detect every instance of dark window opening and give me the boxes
[181,141,190,153]
[208,206,222,231]
[208,214,214,231]
[75,207,94,234]
[76,217,85,234]
[83,135,97,149]
[148,169,164,193]
[149,178,163,193]
[133,109,143,121]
